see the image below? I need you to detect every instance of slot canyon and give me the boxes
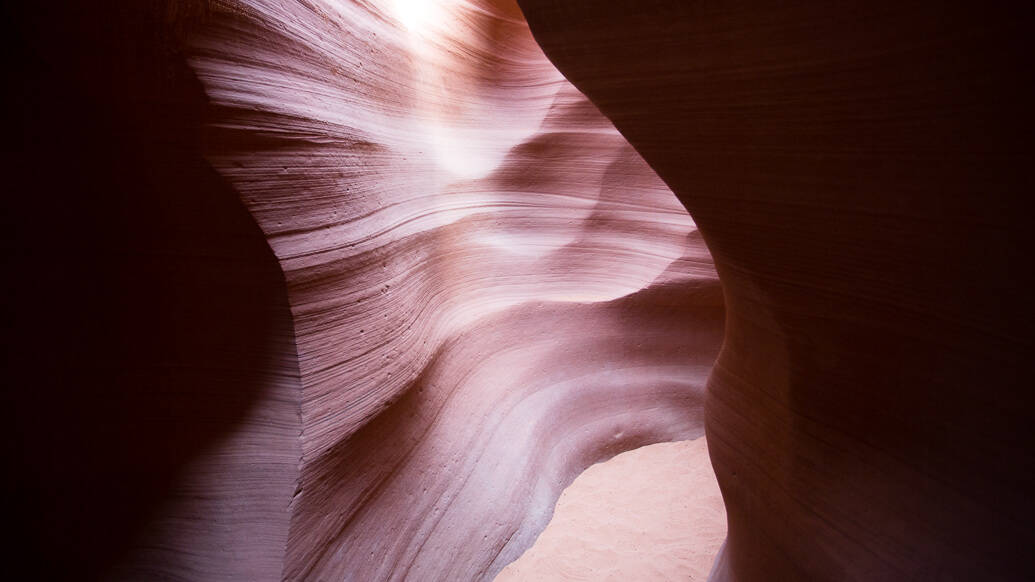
[4,1,1031,581]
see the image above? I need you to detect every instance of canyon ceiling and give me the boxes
[4,1,1032,581]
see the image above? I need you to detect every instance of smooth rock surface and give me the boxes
[516,1,1034,581]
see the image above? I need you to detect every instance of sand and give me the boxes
[495,438,727,582]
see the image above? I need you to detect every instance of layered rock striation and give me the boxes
[9,1,1027,580]
[181,0,722,580]
[8,0,725,577]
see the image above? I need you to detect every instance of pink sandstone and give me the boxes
[5,1,1032,581]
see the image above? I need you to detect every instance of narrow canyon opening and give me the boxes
[7,1,1031,581]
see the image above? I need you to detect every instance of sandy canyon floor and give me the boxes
[496,439,726,581]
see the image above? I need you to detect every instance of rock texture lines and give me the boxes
[10,1,1029,581]
[181,0,723,580]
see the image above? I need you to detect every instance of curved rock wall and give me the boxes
[14,1,1022,580]
[183,0,722,580]
[9,0,729,579]
[515,2,1034,581]
[6,2,302,579]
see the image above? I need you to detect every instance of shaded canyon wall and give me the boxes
[7,0,1031,580]
[516,1,1034,581]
